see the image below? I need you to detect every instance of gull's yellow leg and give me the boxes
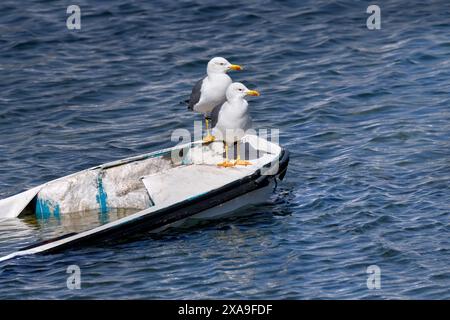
[203,117,216,143]
[217,143,235,167]
[234,142,252,166]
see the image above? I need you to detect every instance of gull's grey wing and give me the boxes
[187,78,204,111]
[243,115,253,132]
[208,103,222,127]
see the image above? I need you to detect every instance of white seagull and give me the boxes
[213,82,260,167]
[187,57,243,143]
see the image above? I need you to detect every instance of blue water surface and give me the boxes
[0,0,449,299]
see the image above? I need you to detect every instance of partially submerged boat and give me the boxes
[0,135,289,262]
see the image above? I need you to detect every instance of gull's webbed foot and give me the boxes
[202,134,216,143]
[234,159,253,166]
[217,160,235,167]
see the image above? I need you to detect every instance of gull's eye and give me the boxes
[220,63,224,65]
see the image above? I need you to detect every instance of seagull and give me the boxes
[187,57,243,143]
[213,82,260,167]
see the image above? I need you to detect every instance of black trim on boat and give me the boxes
[18,232,79,251]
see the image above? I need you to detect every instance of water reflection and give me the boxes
[0,207,140,256]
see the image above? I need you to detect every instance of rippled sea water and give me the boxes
[0,0,449,299]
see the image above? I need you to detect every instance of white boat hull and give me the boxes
[151,179,275,232]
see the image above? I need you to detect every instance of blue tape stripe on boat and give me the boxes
[96,172,109,215]
[35,198,61,219]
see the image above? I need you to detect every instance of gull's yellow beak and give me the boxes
[246,90,260,96]
[229,64,243,71]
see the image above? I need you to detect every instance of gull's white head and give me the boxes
[226,82,260,101]
[207,57,243,75]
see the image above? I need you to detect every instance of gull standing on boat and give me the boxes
[213,82,260,167]
[187,57,243,143]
